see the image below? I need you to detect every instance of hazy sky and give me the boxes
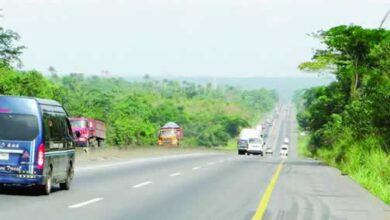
[1,0,389,77]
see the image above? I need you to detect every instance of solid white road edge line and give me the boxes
[69,198,104,209]
[169,172,181,177]
[132,181,153,188]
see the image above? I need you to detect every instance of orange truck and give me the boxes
[158,122,183,146]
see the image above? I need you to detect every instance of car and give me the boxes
[280,145,289,157]
[265,147,273,155]
[0,96,75,195]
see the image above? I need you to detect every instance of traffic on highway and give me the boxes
[0,1,389,220]
[0,101,388,220]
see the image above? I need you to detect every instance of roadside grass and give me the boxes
[225,138,238,151]
[297,132,312,158]
[316,135,390,205]
[295,123,390,205]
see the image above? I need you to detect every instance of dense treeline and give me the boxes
[296,25,389,203]
[0,68,277,147]
[0,26,278,147]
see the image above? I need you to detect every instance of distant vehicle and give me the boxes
[283,137,289,144]
[280,145,289,157]
[247,137,265,156]
[265,147,273,155]
[0,96,75,195]
[158,122,183,146]
[238,128,264,156]
[237,128,253,155]
[70,117,106,147]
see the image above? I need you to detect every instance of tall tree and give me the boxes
[299,25,389,99]
[0,26,25,67]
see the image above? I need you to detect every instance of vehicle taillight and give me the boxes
[37,144,45,169]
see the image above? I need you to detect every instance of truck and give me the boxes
[158,122,183,146]
[255,124,263,135]
[238,128,265,156]
[69,117,106,147]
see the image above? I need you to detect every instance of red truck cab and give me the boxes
[69,117,106,147]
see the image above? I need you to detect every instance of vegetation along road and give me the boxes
[0,4,389,220]
[0,104,388,220]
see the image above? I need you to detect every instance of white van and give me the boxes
[247,137,265,156]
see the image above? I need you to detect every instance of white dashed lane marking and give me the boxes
[169,172,181,177]
[192,166,201,170]
[207,162,215,166]
[69,198,104,209]
[132,181,153,188]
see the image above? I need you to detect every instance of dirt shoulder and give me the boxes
[75,146,232,166]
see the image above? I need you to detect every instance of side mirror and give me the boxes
[74,131,81,139]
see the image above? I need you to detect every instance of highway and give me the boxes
[0,104,388,220]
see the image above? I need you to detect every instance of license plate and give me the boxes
[0,153,9,160]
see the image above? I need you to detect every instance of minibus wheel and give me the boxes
[41,170,52,195]
[60,165,73,190]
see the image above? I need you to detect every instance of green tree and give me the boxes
[0,27,25,67]
[299,26,389,99]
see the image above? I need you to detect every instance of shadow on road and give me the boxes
[0,185,61,196]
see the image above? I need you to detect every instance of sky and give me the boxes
[1,0,389,78]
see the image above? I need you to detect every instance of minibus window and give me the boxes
[0,114,39,141]
[43,113,65,142]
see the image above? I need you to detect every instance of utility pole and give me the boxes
[379,9,390,28]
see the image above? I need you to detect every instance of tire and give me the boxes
[91,140,98,148]
[60,165,73,191]
[40,170,52,195]
[238,150,244,155]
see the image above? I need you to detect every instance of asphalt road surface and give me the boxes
[0,104,388,220]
